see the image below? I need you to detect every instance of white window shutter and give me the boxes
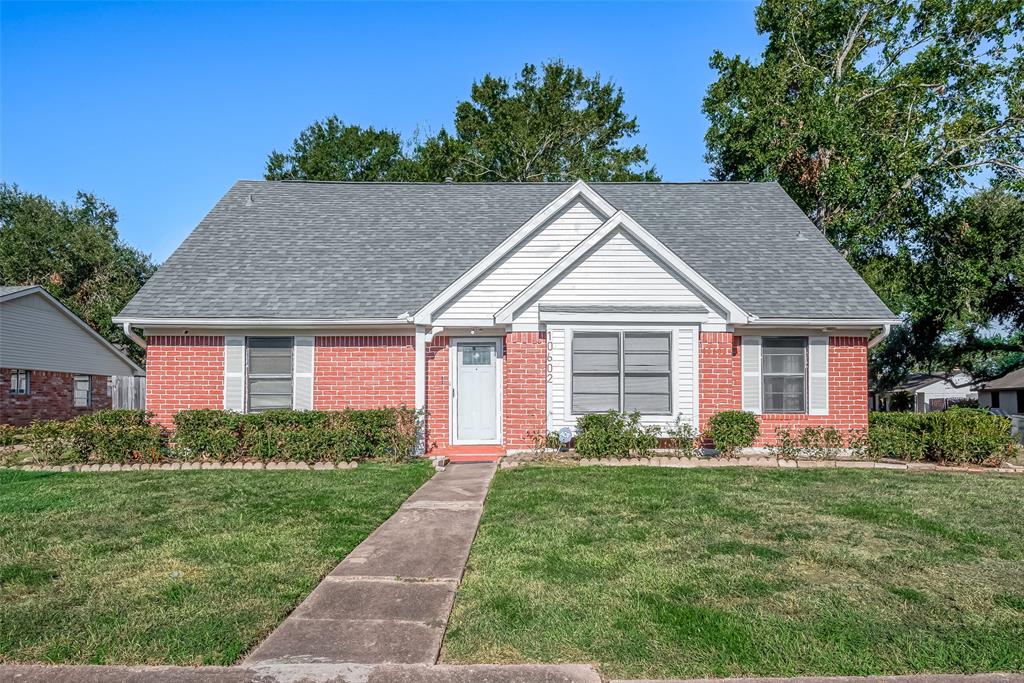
[741,336,762,414]
[808,336,829,415]
[224,336,246,412]
[293,336,315,410]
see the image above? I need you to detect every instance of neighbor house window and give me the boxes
[571,332,671,415]
[762,337,807,413]
[9,369,30,396]
[246,337,293,412]
[73,375,92,408]
[991,391,1001,409]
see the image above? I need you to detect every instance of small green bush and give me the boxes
[24,410,165,464]
[0,423,24,447]
[664,415,699,456]
[706,411,759,457]
[868,412,929,461]
[574,411,659,458]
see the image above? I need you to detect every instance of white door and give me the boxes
[455,341,498,443]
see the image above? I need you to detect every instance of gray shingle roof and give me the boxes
[981,368,1024,391]
[119,180,895,321]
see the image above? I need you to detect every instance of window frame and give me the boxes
[761,336,808,414]
[245,336,294,413]
[570,329,673,417]
[73,374,92,408]
[9,369,30,396]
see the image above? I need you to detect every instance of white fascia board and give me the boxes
[13,287,145,375]
[412,180,617,325]
[539,310,709,324]
[494,210,749,324]
[744,317,902,327]
[113,316,412,329]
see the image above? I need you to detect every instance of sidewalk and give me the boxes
[243,462,497,667]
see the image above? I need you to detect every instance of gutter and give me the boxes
[868,323,892,349]
[122,321,148,351]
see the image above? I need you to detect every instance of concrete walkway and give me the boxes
[244,462,496,669]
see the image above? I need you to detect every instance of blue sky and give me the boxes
[2,1,764,262]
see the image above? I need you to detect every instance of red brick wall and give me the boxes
[698,333,869,446]
[698,332,741,432]
[425,337,450,451]
[503,331,548,450]
[314,336,414,410]
[1,368,112,426]
[146,336,224,429]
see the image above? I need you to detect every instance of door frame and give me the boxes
[449,336,504,446]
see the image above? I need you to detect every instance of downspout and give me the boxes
[122,321,147,350]
[868,323,891,349]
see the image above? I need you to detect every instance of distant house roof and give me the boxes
[980,367,1024,391]
[118,180,895,323]
[0,285,143,376]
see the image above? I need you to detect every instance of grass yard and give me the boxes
[443,466,1024,679]
[0,462,432,665]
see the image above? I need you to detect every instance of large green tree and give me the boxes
[264,61,658,183]
[702,0,1023,385]
[0,184,155,365]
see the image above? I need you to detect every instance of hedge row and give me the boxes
[868,408,1015,465]
[173,408,419,463]
[2,408,420,465]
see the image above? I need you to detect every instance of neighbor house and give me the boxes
[1,285,144,426]
[114,181,898,453]
[977,368,1024,416]
[873,372,978,413]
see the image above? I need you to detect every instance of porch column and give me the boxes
[415,325,427,454]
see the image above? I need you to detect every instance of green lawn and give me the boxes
[443,466,1024,679]
[0,463,432,665]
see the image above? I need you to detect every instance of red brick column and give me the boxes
[503,331,548,450]
[425,337,449,451]
[698,331,741,432]
[314,336,414,410]
[146,336,224,430]
[1,369,112,426]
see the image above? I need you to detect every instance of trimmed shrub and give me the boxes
[173,407,420,463]
[574,411,659,458]
[24,410,165,464]
[706,410,759,457]
[868,409,1013,465]
[868,412,929,461]
[0,424,24,447]
[927,407,1014,465]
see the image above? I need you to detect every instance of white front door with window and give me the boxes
[453,340,500,444]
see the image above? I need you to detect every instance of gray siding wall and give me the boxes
[0,293,137,376]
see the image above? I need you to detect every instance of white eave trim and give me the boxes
[113,316,413,329]
[412,180,617,325]
[5,287,144,375]
[494,210,749,324]
[539,310,710,324]
[744,317,902,327]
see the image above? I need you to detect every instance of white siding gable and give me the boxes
[516,229,726,325]
[435,200,604,324]
[0,292,137,376]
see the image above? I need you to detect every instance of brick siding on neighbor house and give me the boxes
[697,333,869,445]
[314,336,415,410]
[1,368,112,426]
[145,336,224,429]
[503,331,548,450]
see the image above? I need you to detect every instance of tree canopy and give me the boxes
[0,184,155,365]
[702,0,1023,386]
[264,61,659,183]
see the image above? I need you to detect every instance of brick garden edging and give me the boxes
[500,456,1024,475]
[2,461,360,473]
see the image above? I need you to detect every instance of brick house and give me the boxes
[114,181,897,455]
[1,286,144,426]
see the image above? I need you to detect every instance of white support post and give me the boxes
[415,325,427,455]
